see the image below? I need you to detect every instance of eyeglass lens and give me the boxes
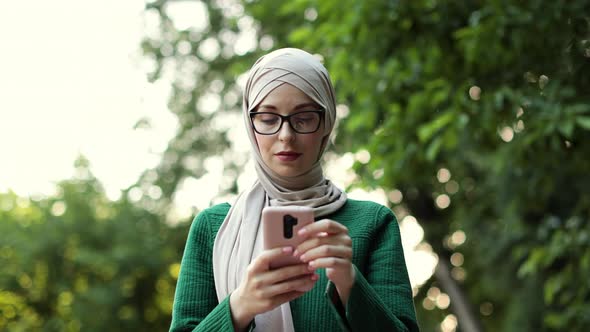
[251,111,321,134]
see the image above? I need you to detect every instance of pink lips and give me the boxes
[275,151,302,162]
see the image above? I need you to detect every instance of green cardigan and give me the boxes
[170,199,419,331]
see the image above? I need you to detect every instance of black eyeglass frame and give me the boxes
[249,109,325,135]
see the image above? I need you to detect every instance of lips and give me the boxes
[275,151,302,162]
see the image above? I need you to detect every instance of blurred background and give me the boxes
[1,0,589,331]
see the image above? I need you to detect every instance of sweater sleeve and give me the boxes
[324,206,419,332]
[169,209,238,332]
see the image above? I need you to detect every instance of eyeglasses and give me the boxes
[249,109,324,135]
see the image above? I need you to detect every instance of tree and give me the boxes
[0,156,188,331]
[141,0,590,330]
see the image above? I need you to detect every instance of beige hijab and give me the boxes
[212,48,347,331]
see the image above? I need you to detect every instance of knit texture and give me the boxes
[170,199,419,332]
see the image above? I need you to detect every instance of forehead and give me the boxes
[258,83,315,109]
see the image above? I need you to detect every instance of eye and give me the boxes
[256,113,279,124]
[294,117,311,124]
[292,112,318,124]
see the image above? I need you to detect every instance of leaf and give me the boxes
[576,116,590,130]
[558,120,574,138]
[417,112,454,142]
[544,275,564,304]
[517,247,545,277]
[425,138,442,161]
[565,104,590,115]
[288,26,313,43]
[133,117,152,130]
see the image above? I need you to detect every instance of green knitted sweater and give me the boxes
[170,199,419,331]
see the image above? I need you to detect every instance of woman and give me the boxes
[170,48,419,332]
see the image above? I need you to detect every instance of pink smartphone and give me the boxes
[262,206,314,269]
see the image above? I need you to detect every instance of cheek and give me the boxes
[254,133,271,155]
[254,133,261,149]
[304,134,325,158]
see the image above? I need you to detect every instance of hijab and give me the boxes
[212,48,347,331]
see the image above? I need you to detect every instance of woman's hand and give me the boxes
[229,246,318,331]
[294,219,355,304]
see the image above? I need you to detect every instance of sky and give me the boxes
[0,0,438,293]
[0,0,177,200]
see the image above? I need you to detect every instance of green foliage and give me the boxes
[238,0,590,331]
[141,0,590,330]
[0,158,188,331]
[4,0,588,330]
[139,0,266,200]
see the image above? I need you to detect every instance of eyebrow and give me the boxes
[257,102,320,111]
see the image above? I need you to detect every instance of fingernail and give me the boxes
[300,254,307,262]
[298,228,307,236]
[282,246,293,253]
[293,249,299,257]
[308,262,315,270]
[311,274,319,281]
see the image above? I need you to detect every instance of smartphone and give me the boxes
[262,206,314,269]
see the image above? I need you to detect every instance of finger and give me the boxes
[298,219,348,237]
[299,245,353,263]
[264,263,314,284]
[270,290,308,308]
[293,277,319,292]
[295,233,352,257]
[250,246,294,273]
[263,274,319,298]
[254,290,307,314]
[308,257,351,270]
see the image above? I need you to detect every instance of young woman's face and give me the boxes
[252,83,326,177]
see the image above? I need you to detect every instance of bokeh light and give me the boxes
[435,194,451,209]
[539,74,549,89]
[480,302,494,316]
[445,180,459,194]
[514,120,525,133]
[422,297,436,310]
[451,230,467,246]
[355,149,371,164]
[198,38,221,61]
[450,253,464,267]
[165,1,209,32]
[436,293,451,309]
[451,267,466,281]
[388,189,403,204]
[469,86,481,100]
[304,7,318,21]
[400,216,424,248]
[51,201,66,217]
[499,126,514,142]
[437,168,451,183]
[441,314,458,332]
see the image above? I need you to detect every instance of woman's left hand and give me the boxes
[293,219,355,303]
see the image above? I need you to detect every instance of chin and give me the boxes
[276,170,300,178]
[273,166,305,178]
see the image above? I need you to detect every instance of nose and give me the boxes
[277,120,295,142]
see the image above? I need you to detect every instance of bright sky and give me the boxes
[0,0,438,294]
[0,0,177,200]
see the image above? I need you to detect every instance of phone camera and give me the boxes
[283,214,298,239]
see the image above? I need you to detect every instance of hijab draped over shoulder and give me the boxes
[212,48,347,331]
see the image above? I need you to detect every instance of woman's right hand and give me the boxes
[229,246,318,330]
